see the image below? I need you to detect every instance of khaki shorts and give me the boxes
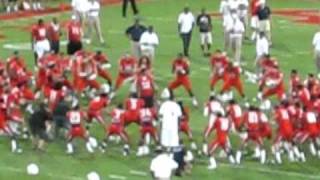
[259,20,271,32]
[200,32,213,45]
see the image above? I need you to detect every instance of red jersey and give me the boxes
[259,57,278,72]
[32,24,47,41]
[250,0,260,15]
[302,111,319,136]
[226,104,242,125]
[172,58,189,77]
[136,73,154,97]
[297,87,311,108]
[275,107,293,131]
[68,21,82,42]
[125,98,145,111]
[93,53,108,65]
[48,88,65,111]
[214,117,231,139]
[67,110,84,126]
[243,111,260,131]
[110,108,125,124]
[47,23,60,42]
[210,54,228,76]
[139,108,157,125]
[88,96,109,112]
[224,66,241,81]
[119,56,136,76]
[261,69,283,88]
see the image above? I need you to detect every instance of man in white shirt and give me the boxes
[255,32,269,71]
[150,149,178,180]
[226,11,245,63]
[313,30,320,73]
[159,89,182,149]
[178,6,195,57]
[86,0,105,45]
[71,0,89,28]
[238,0,249,38]
[139,26,159,61]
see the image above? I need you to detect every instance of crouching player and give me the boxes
[207,113,235,170]
[236,105,267,165]
[136,105,159,156]
[100,104,130,156]
[66,104,96,154]
[178,101,197,150]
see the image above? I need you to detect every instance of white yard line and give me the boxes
[109,174,127,180]
[129,170,148,176]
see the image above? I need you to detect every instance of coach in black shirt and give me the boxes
[196,8,212,56]
[29,103,51,151]
[53,98,70,138]
[126,18,146,58]
[257,2,272,45]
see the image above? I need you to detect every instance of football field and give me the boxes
[1,0,320,179]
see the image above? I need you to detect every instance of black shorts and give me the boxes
[30,127,49,141]
[53,116,69,129]
[67,41,82,55]
[50,41,60,54]
[142,96,154,108]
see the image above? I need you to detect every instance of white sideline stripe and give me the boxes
[109,174,127,180]
[129,170,148,176]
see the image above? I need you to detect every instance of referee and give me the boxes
[178,7,195,57]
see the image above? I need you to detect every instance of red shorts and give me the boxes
[179,121,190,134]
[221,78,244,95]
[260,124,272,139]
[246,130,262,145]
[232,117,242,130]
[9,109,24,123]
[278,128,294,142]
[140,125,157,138]
[210,74,223,88]
[87,110,104,124]
[107,124,123,135]
[115,73,132,90]
[168,75,192,92]
[263,83,286,100]
[69,126,85,138]
[98,69,112,82]
[124,111,140,125]
[209,135,228,152]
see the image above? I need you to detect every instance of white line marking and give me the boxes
[129,170,148,176]
[108,174,127,180]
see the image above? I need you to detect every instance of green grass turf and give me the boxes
[1,0,320,179]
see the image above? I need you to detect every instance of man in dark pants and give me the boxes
[52,96,70,139]
[48,17,61,54]
[29,103,52,151]
[122,0,139,18]
[178,7,195,57]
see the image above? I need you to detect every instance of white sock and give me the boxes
[228,154,236,164]
[202,144,208,155]
[67,143,74,154]
[145,133,151,145]
[137,146,143,156]
[236,151,242,164]
[143,145,150,155]
[293,146,301,158]
[208,157,217,169]
[289,150,295,162]
[317,150,320,158]
[191,142,197,150]
[300,152,306,162]
[260,149,266,164]
[275,151,282,164]
[254,147,261,158]
[11,139,17,152]
[86,141,94,153]
[309,143,317,156]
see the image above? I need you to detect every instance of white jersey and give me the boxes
[204,100,225,129]
[139,31,159,51]
[71,0,89,13]
[238,0,249,17]
[88,1,100,17]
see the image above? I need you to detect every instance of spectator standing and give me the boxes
[71,0,89,28]
[122,0,139,18]
[125,19,147,58]
[196,8,212,57]
[87,0,105,45]
[220,0,231,52]
[237,0,249,38]
[255,32,269,71]
[257,1,272,45]
[226,11,245,63]
[178,7,195,57]
[312,29,320,74]
[139,25,159,61]
[47,17,61,54]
